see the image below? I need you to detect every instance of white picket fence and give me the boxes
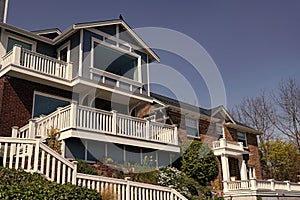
[0,137,187,200]
[14,102,178,145]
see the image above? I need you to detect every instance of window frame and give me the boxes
[3,32,37,52]
[90,37,142,82]
[216,124,224,139]
[57,41,70,62]
[32,91,71,118]
[185,117,199,138]
[237,132,247,147]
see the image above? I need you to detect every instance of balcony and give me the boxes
[212,138,244,156]
[14,102,179,151]
[1,45,73,83]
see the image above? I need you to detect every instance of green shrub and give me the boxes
[158,166,211,199]
[181,140,219,185]
[0,167,102,199]
[76,159,98,175]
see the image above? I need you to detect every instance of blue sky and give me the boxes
[7,0,300,109]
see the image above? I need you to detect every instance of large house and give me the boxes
[0,13,299,199]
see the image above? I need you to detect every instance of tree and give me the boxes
[260,139,300,182]
[271,78,300,149]
[231,92,276,143]
[181,140,219,185]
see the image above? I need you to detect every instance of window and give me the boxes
[7,37,32,52]
[57,42,70,62]
[33,92,70,117]
[93,40,140,81]
[216,124,223,139]
[238,132,247,147]
[185,117,199,137]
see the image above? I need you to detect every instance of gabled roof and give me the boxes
[151,93,261,134]
[0,19,160,62]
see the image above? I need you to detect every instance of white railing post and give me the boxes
[70,101,78,128]
[269,179,275,191]
[220,138,226,147]
[125,177,130,200]
[28,119,37,139]
[223,181,228,193]
[111,110,117,134]
[146,120,150,140]
[12,45,21,65]
[250,179,257,191]
[33,140,40,172]
[284,181,291,191]
[11,126,19,138]
[67,62,73,80]
[173,125,178,145]
[11,126,18,155]
[72,160,78,185]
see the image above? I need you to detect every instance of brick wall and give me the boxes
[247,133,262,179]
[0,76,72,137]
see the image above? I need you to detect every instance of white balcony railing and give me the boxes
[0,137,186,200]
[90,67,144,94]
[212,138,244,151]
[1,45,73,80]
[224,179,300,193]
[14,102,178,145]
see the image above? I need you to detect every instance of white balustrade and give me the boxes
[0,137,77,184]
[213,138,244,151]
[77,173,187,200]
[13,103,178,145]
[1,45,73,80]
[227,180,250,191]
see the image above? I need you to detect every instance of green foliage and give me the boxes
[181,140,219,185]
[260,139,300,181]
[76,159,98,175]
[158,166,211,199]
[0,167,102,199]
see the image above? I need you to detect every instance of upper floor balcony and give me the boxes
[1,45,73,87]
[0,45,147,99]
[212,138,244,156]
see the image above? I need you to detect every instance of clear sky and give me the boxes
[6,0,300,109]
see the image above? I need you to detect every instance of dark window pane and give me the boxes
[33,94,70,117]
[7,37,32,52]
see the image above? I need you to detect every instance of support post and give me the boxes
[173,124,178,145]
[67,62,73,80]
[221,154,230,192]
[250,179,257,191]
[269,179,275,191]
[146,120,150,140]
[33,140,40,172]
[72,160,78,185]
[12,45,21,65]
[70,101,78,128]
[125,177,131,200]
[284,181,291,191]
[111,110,117,134]
[11,126,18,155]
[28,119,36,139]
[240,159,248,180]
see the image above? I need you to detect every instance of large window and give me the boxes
[93,41,140,81]
[238,132,247,147]
[7,37,32,52]
[33,92,70,117]
[185,117,199,137]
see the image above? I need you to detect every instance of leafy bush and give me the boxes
[0,167,101,199]
[158,166,211,199]
[181,140,219,185]
[76,159,98,175]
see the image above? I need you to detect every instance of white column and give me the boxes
[240,159,248,180]
[221,154,230,192]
